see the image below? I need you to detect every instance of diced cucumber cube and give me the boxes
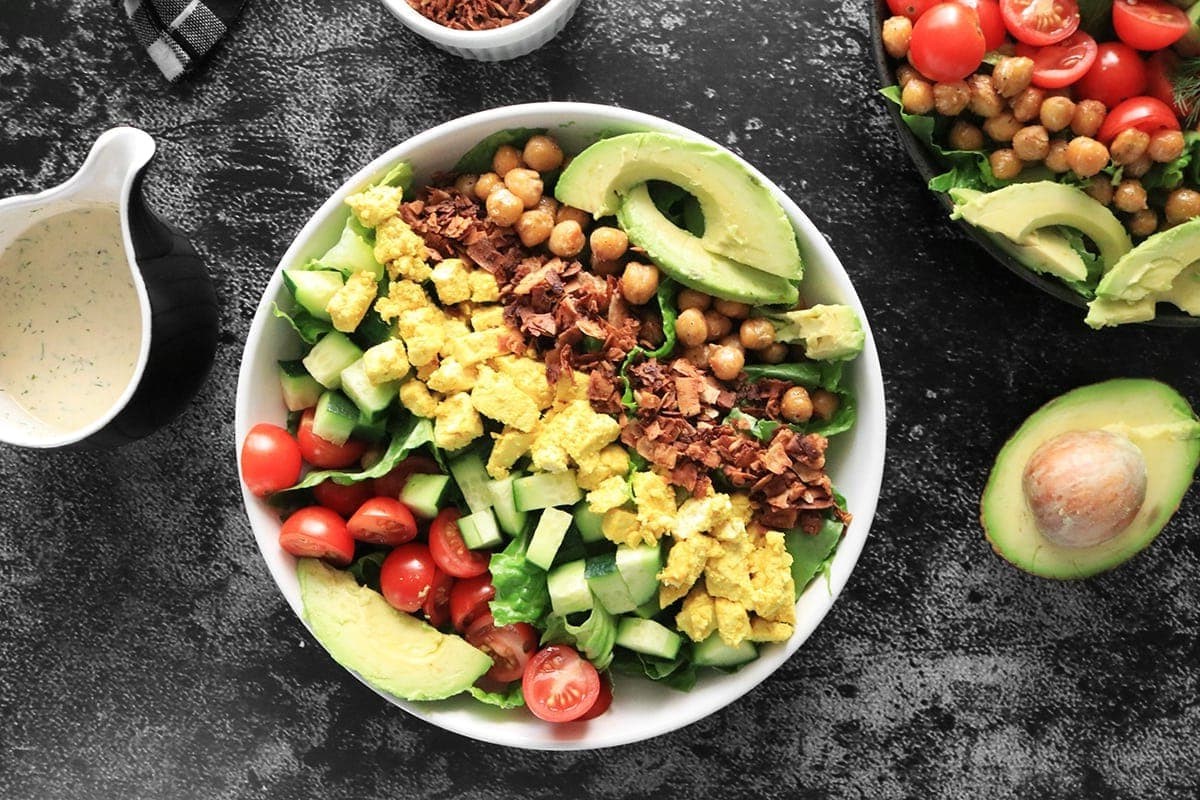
[693,634,758,667]
[311,391,359,446]
[573,502,606,543]
[488,475,529,537]
[302,331,363,389]
[547,560,593,617]
[584,551,638,614]
[400,473,450,518]
[283,269,344,322]
[513,471,584,512]
[319,218,383,279]
[340,358,397,416]
[615,617,682,660]
[615,544,663,606]
[450,451,494,514]
[526,508,573,570]
[459,509,503,551]
[278,360,324,412]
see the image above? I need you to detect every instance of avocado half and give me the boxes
[981,379,1200,579]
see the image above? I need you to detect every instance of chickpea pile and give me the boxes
[883,27,1200,239]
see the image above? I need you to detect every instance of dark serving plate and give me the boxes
[869,0,1200,327]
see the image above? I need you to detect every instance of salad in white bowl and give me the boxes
[235,103,885,749]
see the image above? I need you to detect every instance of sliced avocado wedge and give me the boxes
[1096,218,1200,302]
[1163,262,1200,314]
[951,187,1088,282]
[1084,296,1157,329]
[298,558,492,700]
[555,131,802,280]
[981,379,1200,580]
[763,304,865,361]
[617,183,799,306]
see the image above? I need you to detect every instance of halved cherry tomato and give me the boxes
[1000,0,1079,45]
[347,497,419,546]
[466,614,539,683]
[450,573,496,632]
[1015,31,1097,88]
[576,672,614,721]
[1097,96,1181,144]
[429,508,490,578]
[241,424,303,497]
[373,455,442,499]
[956,0,1007,50]
[1074,42,1147,109]
[1112,0,1189,51]
[296,408,367,469]
[278,506,355,566]
[909,3,987,82]
[379,542,437,613]
[312,479,375,518]
[1147,51,1191,119]
[886,0,939,21]
[522,645,601,723]
[422,568,455,629]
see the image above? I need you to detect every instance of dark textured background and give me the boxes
[2,1,1200,797]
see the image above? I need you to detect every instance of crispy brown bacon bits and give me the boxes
[407,0,549,30]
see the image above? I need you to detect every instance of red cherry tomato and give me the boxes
[909,3,987,82]
[379,542,437,613]
[1097,96,1181,144]
[1000,0,1079,45]
[296,408,367,469]
[576,672,614,721]
[373,456,442,499]
[278,506,355,566]
[347,497,419,546]
[1074,42,1147,109]
[466,614,539,684]
[955,0,1007,50]
[312,479,375,518]
[450,573,496,632]
[422,568,455,629]
[522,645,602,723]
[1015,32,1097,88]
[240,424,303,497]
[429,508,490,578]
[886,0,938,21]
[1112,0,1189,51]
[1147,51,1191,118]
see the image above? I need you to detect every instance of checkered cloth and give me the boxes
[123,0,247,82]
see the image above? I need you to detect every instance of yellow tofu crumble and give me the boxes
[325,270,378,333]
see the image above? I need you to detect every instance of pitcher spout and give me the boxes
[60,126,157,206]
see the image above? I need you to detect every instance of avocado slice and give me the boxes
[297,558,492,700]
[1096,218,1200,302]
[763,304,865,361]
[981,379,1200,579]
[1163,262,1200,314]
[951,188,1088,282]
[555,131,803,280]
[957,182,1132,272]
[1084,296,1157,329]
[616,183,799,306]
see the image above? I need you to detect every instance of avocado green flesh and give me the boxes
[1097,218,1200,301]
[952,188,1088,282]
[1163,263,1200,314]
[1084,296,1157,329]
[617,183,798,306]
[555,131,802,280]
[298,558,492,700]
[982,379,1200,580]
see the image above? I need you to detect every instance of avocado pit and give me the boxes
[1021,429,1147,549]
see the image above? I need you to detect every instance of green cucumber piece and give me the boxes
[311,391,359,446]
[584,551,639,614]
[615,544,663,606]
[450,451,494,514]
[526,507,573,570]
[553,527,588,566]
[339,358,398,416]
[278,360,324,412]
[320,218,383,279]
[615,617,682,660]
[400,473,450,518]
[693,634,758,667]
[547,559,593,616]
[351,306,394,349]
[488,475,529,536]
[633,598,661,619]
[513,471,584,512]
[283,269,344,321]
[459,509,503,550]
[302,331,363,390]
[352,409,388,442]
[573,502,606,543]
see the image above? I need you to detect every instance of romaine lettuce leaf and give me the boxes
[466,682,526,709]
[346,550,387,592]
[274,416,435,497]
[610,646,698,692]
[540,603,617,669]
[272,302,331,345]
[488,534,550,626]
[785,516,844,597]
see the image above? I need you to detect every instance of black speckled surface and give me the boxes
[3,1,1200,797]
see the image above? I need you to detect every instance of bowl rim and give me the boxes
[868,0,1200,328]
[381,0,576,46]
[235,101,887,749]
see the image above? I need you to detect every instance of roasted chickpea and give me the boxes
[1011,87,1046,123]
[514,209,554,247]
[1109,128,1150,166]
[620,262,660,305]
[1084,175,1113,206]
[882,15,913,58]
[708,345,745,382]
[704,310,733,341]
[948,120,985,151]
[675,308,708,347]
[503,168,544,209]
[677,288,712,311]
[454,173,479,196]
[590,226,629,262]
[993,57,1034,97]
[474,172,503,201]
[1166,188,1200,224]
[781,386,813,423]
[989,149,1023,181]
[1129,208,1158,238]
[522,135,564,172]
[492,144,523,177]
[1065,136,1109,178]
[1123,153,1153,178]
[485,188,524,227]
[896,64,922,88]
[1148,129,1186,163]
[1071,100,1107,138]
[1044,139,1071,173]
[1113,179,1148,213]
[1039,96,1075,132]
[556,205,591,229]
[536,195,559,217]
[811,389,840,421]
[548,220,586,258]
[738,318,776,351]
[1012,125,1050,162]
[967,73,1004,118]
[901,79,935,115]
[933,80,970,116]
[718,333,745,352]
[983,111,1022,143]
[759,342,788,364]
[713,299,750,319]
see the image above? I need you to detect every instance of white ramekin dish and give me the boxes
[235,102,887,750]
[381,0,583,61]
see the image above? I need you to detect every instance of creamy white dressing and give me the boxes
[0,206,142,433]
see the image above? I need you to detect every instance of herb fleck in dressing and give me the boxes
[0,206,142,433]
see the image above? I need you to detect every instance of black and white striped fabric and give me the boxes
[123,0,247,82]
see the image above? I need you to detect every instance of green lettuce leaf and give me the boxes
[272,302,331,345]
[785,516,844,598]
[619,279,680,412]
[725,407,780,442]
[346,550,387,592]
[740,361,856,437]
[540,603,617,669]
[454,128,547,175]
[466,683,525,709]
[1141,131,1200,191]
[1078,0,1113,37]
[274,416,435,496]
[488,533,550,626]
[377,161,415,192]
[610,647,698,692]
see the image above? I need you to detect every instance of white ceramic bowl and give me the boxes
[381,0,582,61]
[235,102,887,750]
